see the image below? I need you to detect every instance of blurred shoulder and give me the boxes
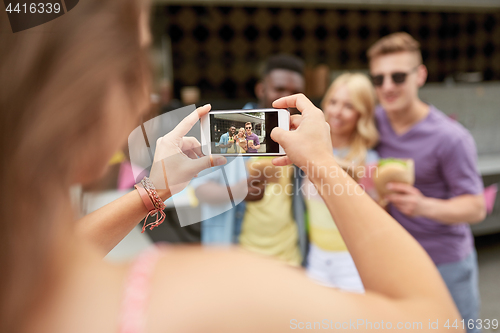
[145,245,306,332]
[429,105,475,147]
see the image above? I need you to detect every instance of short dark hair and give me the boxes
[229,124,236,129]
[259,54,305,79]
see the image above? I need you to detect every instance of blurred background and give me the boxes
[76,0,500,329]
[147,0,500,227]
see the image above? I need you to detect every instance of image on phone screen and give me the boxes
[210,111,280,155]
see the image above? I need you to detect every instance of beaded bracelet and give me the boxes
[134,184,155,212]
[135,176,166,233]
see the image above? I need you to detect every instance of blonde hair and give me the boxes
[367,32,422,64]
[321,73,379,166]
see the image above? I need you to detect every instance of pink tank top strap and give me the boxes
[117,245,165,333]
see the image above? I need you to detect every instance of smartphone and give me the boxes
[200,108,289,156]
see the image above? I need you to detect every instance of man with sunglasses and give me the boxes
[368,32,485,333]
[244,122,260,153]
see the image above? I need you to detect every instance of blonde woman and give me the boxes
[236,127,248,153]
[302,73,379,292]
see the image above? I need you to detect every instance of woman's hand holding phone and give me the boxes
[149,104,226,197]
[270,94,334,172]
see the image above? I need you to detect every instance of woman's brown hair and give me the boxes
[0,1,149,331]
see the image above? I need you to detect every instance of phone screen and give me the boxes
[210,111,279,154]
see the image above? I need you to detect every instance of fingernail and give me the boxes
[204,103,211,108]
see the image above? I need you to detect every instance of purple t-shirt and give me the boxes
[246,133,260,153]
[375,105,483,265]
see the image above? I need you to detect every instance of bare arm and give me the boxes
[76,189,167,253]
[218,134,233,148]
[386,183,486,224]
[420,194,485,224]
[152,244,459,333]
[251,137,260,149]
[239,141,248,152]
[150,94,462,332]
[76,105,226,254]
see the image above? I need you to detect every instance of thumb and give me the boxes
[270,127,289,148]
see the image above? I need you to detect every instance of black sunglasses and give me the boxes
[370,65,419,87]
[245,126,252,129]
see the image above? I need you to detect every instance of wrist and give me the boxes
[303,155,339,184]
[156,188,172,201]
[418,196,435,219]
[136,176,168,232]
